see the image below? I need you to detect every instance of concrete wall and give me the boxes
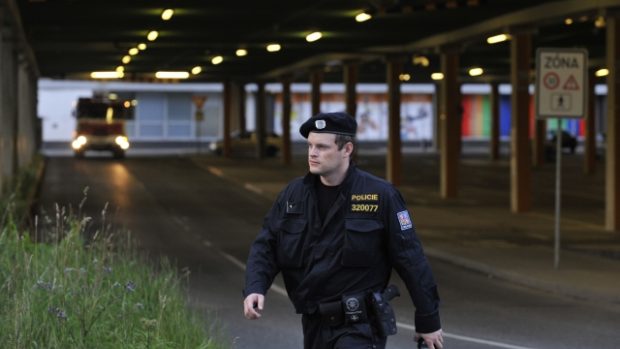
[0,10,39,195]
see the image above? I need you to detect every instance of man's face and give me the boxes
[307,132,349,176]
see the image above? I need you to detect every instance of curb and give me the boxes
[424,246,620,305]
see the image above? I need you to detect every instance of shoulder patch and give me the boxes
[396,210,413,230]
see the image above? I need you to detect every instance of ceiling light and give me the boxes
[138,43,147,50]
[306,31,323,43]
[211,56,223,65]
[564,18,574,25]
[469,67,484,76]
[161,9,174,21]
[399,73,411,82]
[90,71,123,79]
[236,48,248,57]
[486,34,511,44]
[431,72,444,80]
[266,43,281,52]
[595,16,606,28]
[147,30,159,41]
[355,12,372,22]
[128,48,139,56]
[191,66,202,75]
[155,71,189,79]
[108,93,118,100]
[595,68,609,77]
[122,55,131,64]
[412,55,429,67]
[115,66,124,73]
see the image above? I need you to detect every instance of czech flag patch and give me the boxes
[397,210,413,230]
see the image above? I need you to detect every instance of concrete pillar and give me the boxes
[510,32,532,212]
[256,82,267,159]
[606,15,620,232]
[310,68,323,117]
[223,81,232,157]
[584,70,596,175]
[281,77,292,165]
[239,83,247,133]
[386,56,404,186]
[490,82,500,160]
[17,61,37,169]
[344,61,358,117]
[439,51,460,198]
[0,28,17,193]
[533,119,546,166]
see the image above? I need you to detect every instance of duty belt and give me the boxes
[315,285,400,337]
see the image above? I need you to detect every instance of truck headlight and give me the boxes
[115,136,130,150]
[71,135,88,150]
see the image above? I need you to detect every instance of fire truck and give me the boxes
[71,97,132,158]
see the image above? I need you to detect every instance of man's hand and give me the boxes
[243,293,265,320]
[416,329,444,349]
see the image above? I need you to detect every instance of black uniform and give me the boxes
[244,165,440,349]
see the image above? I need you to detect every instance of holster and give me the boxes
[369,285,400,337]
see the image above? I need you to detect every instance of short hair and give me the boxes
[335,134,356,161]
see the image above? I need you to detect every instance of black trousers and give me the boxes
[302,313,387,349]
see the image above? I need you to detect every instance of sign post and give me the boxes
[535,48,587,269]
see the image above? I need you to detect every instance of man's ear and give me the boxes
[343,142,354,157]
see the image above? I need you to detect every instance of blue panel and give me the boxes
[499,95,511,137]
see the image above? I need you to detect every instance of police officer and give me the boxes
[243,112,443,349]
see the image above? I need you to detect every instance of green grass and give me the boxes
[0,203,226,348]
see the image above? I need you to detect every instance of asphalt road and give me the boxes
[39,156,620,349]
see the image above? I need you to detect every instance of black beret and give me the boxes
[299,112,357,139]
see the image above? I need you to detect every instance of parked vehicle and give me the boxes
[71,97,133,159]
[547,130,577,154]
[209,131,281,157]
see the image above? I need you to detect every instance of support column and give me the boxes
[510,32,532,212]
[584,70,596,175]
[310,68,323,117]
[256,82,267,159]
[490,82,500,160]
[239,83,247,134]
[281,76,292,165]
[344,60,359,117]
[439,51,460,198]
[386,56,404,185]
[606,15,620,231]
[223,80,232,157]
[533,119,546,166]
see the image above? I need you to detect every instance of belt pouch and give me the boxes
[341,293,368,324]
[319,301,343,326]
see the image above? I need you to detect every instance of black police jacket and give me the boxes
[244,164,441,333]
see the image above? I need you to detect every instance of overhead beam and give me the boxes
[369,0,620,53]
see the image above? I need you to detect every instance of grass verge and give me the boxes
[0,202,226,348]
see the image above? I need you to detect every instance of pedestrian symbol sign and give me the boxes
[535,48,588,119]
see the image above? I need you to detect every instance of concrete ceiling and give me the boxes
[15,0,620,83]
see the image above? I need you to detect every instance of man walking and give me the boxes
[243,112,443,349]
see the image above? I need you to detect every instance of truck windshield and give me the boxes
[76,100,132,120]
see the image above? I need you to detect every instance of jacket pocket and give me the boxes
[277,218,307,268]
[342,219,384,267]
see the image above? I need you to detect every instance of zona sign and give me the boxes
[535,48,588,119]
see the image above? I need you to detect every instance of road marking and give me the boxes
[218,250,287,296]
[397,322,538,349]
[244,183,263,195]
[207,166,224,177]
[215,243,538,348]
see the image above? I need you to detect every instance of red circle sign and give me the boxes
[543,72,560,90]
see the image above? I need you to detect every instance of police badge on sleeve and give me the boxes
[396,210,413,230]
